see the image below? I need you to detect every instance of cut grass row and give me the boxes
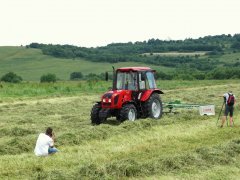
[1,114,240,179]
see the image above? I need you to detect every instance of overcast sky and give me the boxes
[0,0,239,47]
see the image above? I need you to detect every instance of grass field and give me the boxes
[0,46,172,81]
[0,80,240,179]
[218,51,240,64]
[143,51,208,56]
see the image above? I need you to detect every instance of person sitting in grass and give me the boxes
[34,127,59,156]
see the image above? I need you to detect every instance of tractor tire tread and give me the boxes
[142,93,163,119]
[119,104,137,122]
[91,103,101,125]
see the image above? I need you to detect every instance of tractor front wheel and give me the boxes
[91,103,101,125]
[119,104,137,122]
[143,93,163,119]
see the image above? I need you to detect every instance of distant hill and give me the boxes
[28,34,240,65]
[0,46,168,81]
[1,34,240,81]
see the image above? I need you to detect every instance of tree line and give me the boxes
[26,34,240,70]
[27,34,240,63]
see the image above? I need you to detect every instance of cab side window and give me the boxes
[146,72,156,89]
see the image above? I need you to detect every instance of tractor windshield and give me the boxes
[116,71,137,90]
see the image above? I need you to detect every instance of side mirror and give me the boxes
[105,72,108,81]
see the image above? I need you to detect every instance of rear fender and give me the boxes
[140,89,163,102]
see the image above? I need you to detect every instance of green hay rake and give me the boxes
[163,100,210,114]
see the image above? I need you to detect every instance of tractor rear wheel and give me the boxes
[143,93,163,119]
[91,103,101,125]
[119,104,137,122]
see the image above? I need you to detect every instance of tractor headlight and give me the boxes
[103,98,111,103]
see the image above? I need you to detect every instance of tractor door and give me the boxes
[139,72,146,90]
[146,71,157,89]
[138,71,157,90]
[138,71,161,102]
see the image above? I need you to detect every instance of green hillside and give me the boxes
[0,46,171,81]
[1,46,240,82]
[1,34,240,81]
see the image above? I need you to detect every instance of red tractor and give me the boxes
[91,67,164,124]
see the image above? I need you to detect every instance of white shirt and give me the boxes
[223,93,236,105]
[34,133,54,156]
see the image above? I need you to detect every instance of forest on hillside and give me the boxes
[27,34,240,80]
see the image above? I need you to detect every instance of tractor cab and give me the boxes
[114,67,157,91]
[91,67,164,124]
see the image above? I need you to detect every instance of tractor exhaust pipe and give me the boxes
[112,66,116,90]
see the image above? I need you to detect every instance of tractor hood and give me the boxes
[102,90,130,98]
[102,90,126,101]
[101,90,132,109]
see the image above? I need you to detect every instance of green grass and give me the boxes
[143,51,208,56]
[217,51,240,64]
[0,81,111,101]
[0,80,240,179]
[0,46,172,81]
[0,79,238,101]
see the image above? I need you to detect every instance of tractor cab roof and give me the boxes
[117,67,154,72]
